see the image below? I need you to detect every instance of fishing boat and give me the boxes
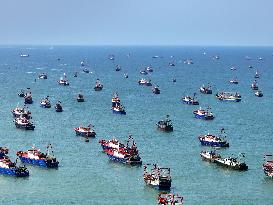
[200,150,222,162]
[18,89,25,97]
[184,59,193,64]
[229,78,239,84]
[198,128,229,147]
[182,93,199,105]
[14,117,35,130]
[214,153,248,171]
[157,193,184,205]
[40,96,51,108]
[74,72,78,77]
[138,78,152,86]
[109,55,115,60]
[214,55,220,59]
[0,148,29,177]
[173,78,176,83]
[146,66,153,72]
[156,115,173,132]
[255,90,263,97]
[200,84,212,94]
[83,68,89,73]
[152,85,160,94]
[230,66,237,70]
[94,79,103,91]
[215,92,241,102]
[251,80,258,90]
[99,138,126,152]
[143,164,172,190]
[105,138,142,165]
[262,154,273,178]
[16,145,59,168]
[20,54,29,57]
[24,88,33,104]
[38,73,47,79]
[74,124,96,137]
[77,92,85,102]
[193,107,214,120]
[169,62,175,67]
[11,105,31,119]
[111,92,126,114]
[80,61,85,66]
[58,73,69,86]
[124,73,128,78]
[140,70,148,75]
[55,101,63,112]
[254,70,260,78]
[116,65,121,71]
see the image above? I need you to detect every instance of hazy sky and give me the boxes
[1,0,273,46]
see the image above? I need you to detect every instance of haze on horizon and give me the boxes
[1,0,273,46]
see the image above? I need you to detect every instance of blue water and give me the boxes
[0,46,273,205]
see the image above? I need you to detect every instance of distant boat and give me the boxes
[116,65,121,71]
[58,73,69,86]
[20,54,29,57]
[124,73,128,79]
[254,70,260,78]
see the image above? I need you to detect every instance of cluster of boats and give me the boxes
[0,145,58,177]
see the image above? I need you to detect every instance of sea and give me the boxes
[0,46,272,205]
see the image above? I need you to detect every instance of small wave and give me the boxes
[51,68,63,71]
[26,71,36,74]
[36,67,45,70]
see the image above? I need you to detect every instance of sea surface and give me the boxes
[0,46,273,205]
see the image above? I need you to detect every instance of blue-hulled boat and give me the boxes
[143,164,172,190]
[193,107,214,120]
[215,92,241,102]
[16,145,59,168]
[198,128,229,147]
[111,92,126,114]
[182,93,199,105]
[0,147,29,177]
[105,138,142,165]
[40,96,51,108]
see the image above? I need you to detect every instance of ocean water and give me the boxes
[0,46,273,205]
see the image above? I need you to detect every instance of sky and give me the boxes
[0,0,273,46]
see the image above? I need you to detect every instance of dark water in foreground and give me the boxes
[0,46,273,205]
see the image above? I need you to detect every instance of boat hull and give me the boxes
[18,157,59,168]
[15,123,35,130]
[194,114,214,120]
[0,167,29,177]
[214,160,248,171]
[112,109,126,115]
[75,130,96,137]
[182,100,199,105]
[107,154,142,165]
[199,140,229,147]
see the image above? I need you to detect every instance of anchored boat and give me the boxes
[138,78,152,86]
[38,73,47,79]
[111,92,126,114]
[14,117,35,130]
[94,79,103,91]
[157,193,184,205]
[77,92,85,102]
[99,135,133,152]
[24,88,33,104]
[143,164,172,190]
[214,153,248,171]
[182,93,199,105]
[251,80,258,90]
[200,150,222,162]
[17,144,59,168]
[193,107,214,120]
[11,105,31,119]
[0,147,29,177]
[58,73,69,86]
[263,154,273,178]
[215,92,241,102]
[105,137,142,165]
[200,84,212,94]
[18,89,25,97]
[152,85,160,94]
[74,124,96,137]
[55,101,63,112]
[40,96,51,108]
[198,128,229,147]
[156,115,173,132]
[255,90,263,97]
